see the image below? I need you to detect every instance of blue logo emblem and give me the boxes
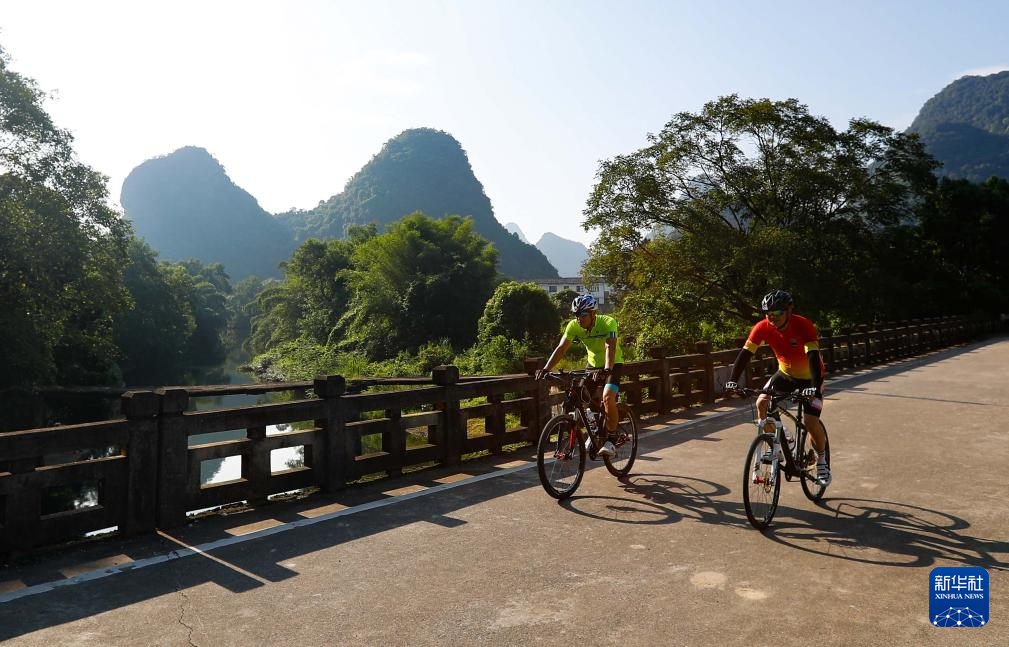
[929,567,988,627]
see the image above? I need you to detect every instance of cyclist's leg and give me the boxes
[801,393,830,484]
[758,371,792,422]
[802,393,826,453]
[602,365,622,432]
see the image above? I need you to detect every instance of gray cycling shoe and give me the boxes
[816,460,832,486]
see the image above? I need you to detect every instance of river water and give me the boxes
[185,353,304,487]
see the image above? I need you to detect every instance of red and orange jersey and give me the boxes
[743,314,825,380]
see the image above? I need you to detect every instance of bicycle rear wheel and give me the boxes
[603,403,638,477]
[799,421,830,501]
[537,414,586,499]
[743,432,780,529]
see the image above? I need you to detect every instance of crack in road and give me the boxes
[176,587,198,647]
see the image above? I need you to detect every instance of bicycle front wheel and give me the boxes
[743,432,780,529]
[800,421,830,501]
[603,403,638,477]
[537,414,586,499]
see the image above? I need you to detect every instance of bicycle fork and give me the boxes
[752,434,782,487]
[554,414,580,460]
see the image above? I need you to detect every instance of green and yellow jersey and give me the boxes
[562,314,624,368]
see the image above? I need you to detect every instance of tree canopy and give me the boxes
[113,241,234,385]
[476,281,561,355]
[0,44,131,398]
[340,213,498,358]
[247,233,359,355]
[583,95,940,352]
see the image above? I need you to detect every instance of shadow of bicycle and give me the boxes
[558,473,746,527]
[561,475,1008,572]
[762,497,1009,569]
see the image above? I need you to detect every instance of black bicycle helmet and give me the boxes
[571,294,598,316]
[761,289,793,312]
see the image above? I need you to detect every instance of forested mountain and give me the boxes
[276,128,558,279]
[120,147,293,279]
[909,71,1009,181]
[535,232,588,276]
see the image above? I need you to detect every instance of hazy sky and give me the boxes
[2,1,1007,245]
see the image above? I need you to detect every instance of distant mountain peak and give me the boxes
[276,128,558,279]
[908,71,1009,182]
[535,232,588,277]
[121,147,293,278]
[504,222,529,243]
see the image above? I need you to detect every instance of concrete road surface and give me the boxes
[1,339,1007,646]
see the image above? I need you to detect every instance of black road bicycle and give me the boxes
[731,386,831,529]
[536,370,639,499]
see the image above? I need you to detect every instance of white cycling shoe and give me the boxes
[596,440,617,458]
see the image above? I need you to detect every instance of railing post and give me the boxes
[910,319,922,354]
[648,346,671,414]
[859,325,871,366]
[314,375,347,493]
[2,452,42,553]
[820,328,835,375]
[694,341,715,404]
[433,365,463,466]
[488,394,505,454]
[121,390,159,536]
[242,420,270,507]
[525,357,547,443]
[157,387,190,529]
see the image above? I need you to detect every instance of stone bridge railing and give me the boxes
[0,316,998,553]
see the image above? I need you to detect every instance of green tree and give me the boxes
[908,177,1009,315]
[477,281,561,355]
[0,44,130,405]
[113,243,234,384]
[340,213,498,358]
[227,275,264,348]
[583,95,938,352]
[171,260,230,367]
[113,239,195,384]
[553,288,580,319]
[246,231,362,355]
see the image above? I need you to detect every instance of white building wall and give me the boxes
[530,278,610,310]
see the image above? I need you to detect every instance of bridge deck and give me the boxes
[1,339,1007,646]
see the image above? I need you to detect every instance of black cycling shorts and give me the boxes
[762,371,824,417]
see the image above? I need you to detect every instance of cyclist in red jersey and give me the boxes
[725,290,831,486]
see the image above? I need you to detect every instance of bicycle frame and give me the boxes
[750,389,816,485]
[551,371,604,451]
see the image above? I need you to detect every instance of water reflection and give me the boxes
[188,392,305,486]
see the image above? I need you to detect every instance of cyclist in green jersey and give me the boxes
[536,294,623,458]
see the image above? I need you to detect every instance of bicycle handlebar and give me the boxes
[727,385,816,404]
[540,369,608,381]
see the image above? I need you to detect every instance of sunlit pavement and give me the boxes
[1,339,1007,646]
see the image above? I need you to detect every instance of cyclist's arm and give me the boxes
[729,322,764,384]
[728,348,754,383]
[806,348,823,392]
[605,336,616,371]
[543,337,572,371]
[802,320,823,393]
